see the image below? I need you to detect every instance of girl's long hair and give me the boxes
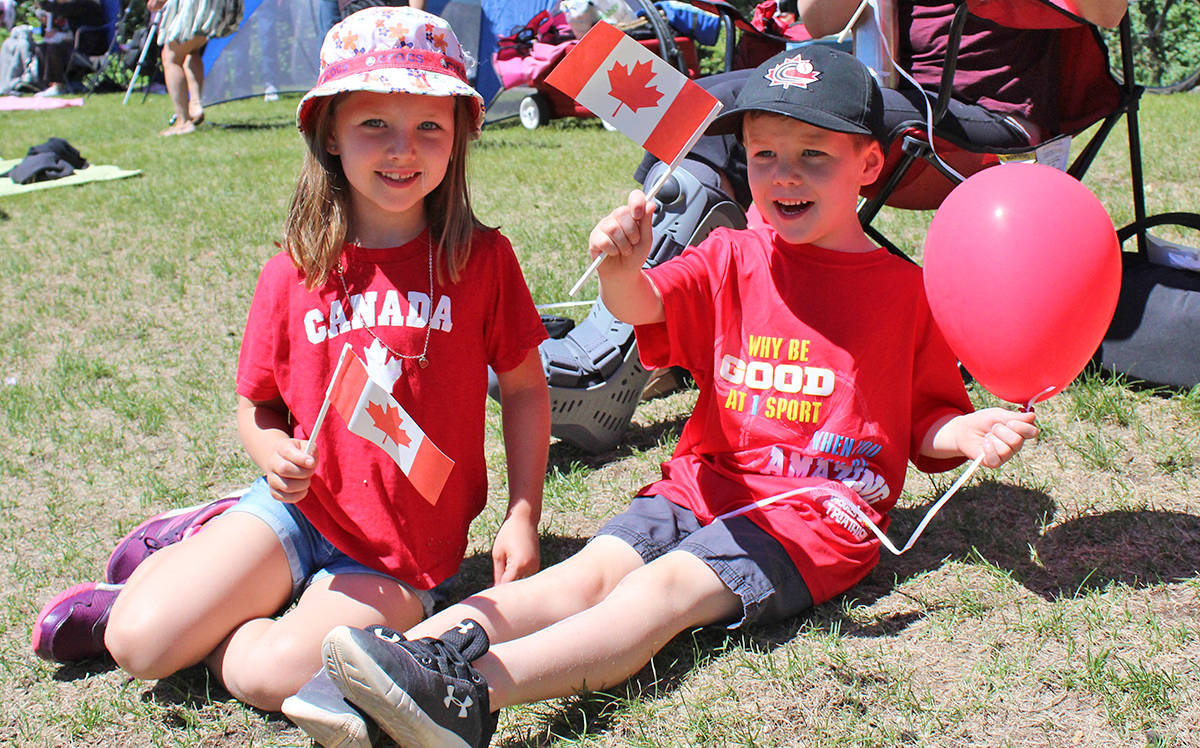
[282,94,488,290]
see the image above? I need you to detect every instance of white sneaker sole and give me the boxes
[281,693,372,748]
[322,626,470,748]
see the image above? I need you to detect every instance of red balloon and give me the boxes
[923,162,1122,405]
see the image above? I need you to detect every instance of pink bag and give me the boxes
[492,39,577,89]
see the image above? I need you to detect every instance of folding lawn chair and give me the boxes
[851,0,1200,388]
[688,0,809,71]
[64,0,125,93]
[856,0,1194,252]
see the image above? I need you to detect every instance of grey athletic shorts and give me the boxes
[595,495,813,627]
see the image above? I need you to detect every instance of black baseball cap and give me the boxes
[706,45,887,145]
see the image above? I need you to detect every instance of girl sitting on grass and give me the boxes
[32,5,550,717]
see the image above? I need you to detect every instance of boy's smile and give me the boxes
[326,90,456,247]
[743,113,884,251]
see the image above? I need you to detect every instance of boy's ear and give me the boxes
[860,141,886,185]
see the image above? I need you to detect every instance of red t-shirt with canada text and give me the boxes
[237,228,546,589]
[635,225,972,604]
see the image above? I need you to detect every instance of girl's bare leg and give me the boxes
[106,511,428,711]
[159,36,207,134]
[182,36,207,122]
[210,572,426,710]
[105,512,294,678]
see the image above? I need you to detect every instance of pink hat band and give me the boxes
[316,48,469,89]
[297,6,484,134]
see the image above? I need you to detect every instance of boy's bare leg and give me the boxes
[407,535,645,644]
[477,549,741,709]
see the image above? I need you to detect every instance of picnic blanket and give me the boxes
[0,95,84,111]
[0,158,140,196]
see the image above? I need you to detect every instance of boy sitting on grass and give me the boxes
[291,46,1039,748]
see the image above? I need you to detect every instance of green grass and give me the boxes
[1,90,1199,746]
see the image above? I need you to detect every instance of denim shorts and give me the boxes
[227,478,435,616]
[595,495,813,628]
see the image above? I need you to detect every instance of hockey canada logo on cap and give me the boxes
[764,53,820,89]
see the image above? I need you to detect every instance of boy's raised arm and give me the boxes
[795,0,865,39]
[590,189,666,326]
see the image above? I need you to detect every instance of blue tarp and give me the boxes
[474,0,557,102]
[201,0,558,107]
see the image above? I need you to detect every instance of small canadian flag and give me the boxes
[315,344,453,505]
[546,21,722,169]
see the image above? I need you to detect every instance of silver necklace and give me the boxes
[336,234,433,369]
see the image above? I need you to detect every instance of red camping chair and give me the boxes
[858,0,1200,388]
[856,0,1196,259]
[689,0,809,71]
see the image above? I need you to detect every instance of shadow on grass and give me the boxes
[210,117,294,131]
[494,480,1200,744]
[139,665,293,732]
[51,657,117,681]
[1020,509,1200,597]
[815,481,1200,638]
[140,664,235,710]
[436,534,591,607]
[545,410,689,473]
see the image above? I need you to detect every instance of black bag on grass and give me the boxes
[1096,251,1200,390]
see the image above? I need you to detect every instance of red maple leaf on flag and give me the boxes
[366,400,412,449]
[607,60,663,117]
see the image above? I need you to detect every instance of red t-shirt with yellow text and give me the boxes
[636,225,971,604]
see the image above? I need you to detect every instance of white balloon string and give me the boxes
[714,455,985,556]
[1023,385,1055,412]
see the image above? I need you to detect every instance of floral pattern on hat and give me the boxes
[297,6,483,134]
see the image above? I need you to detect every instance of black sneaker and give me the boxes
[282,668,380,748]
[323,621,497,748]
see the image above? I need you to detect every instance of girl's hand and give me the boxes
[588,189,656,278]
[491,511,540,585]
[264,437,317,503]
[952,408,1038,468]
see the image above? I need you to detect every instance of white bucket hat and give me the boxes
[297,6,484,134]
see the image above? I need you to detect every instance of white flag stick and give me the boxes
[305,343,353,456]
[536,299,596,310]
[568,165,677,297]
[836,0,872,42]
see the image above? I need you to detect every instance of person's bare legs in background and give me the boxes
[159,34,208,135]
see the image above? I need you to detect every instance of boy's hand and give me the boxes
[589,189,656,278]
[491,511,540,585]
[951,409,1039,468]
[264,438,317,503]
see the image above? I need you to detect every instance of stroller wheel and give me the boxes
[519,93,550,130]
